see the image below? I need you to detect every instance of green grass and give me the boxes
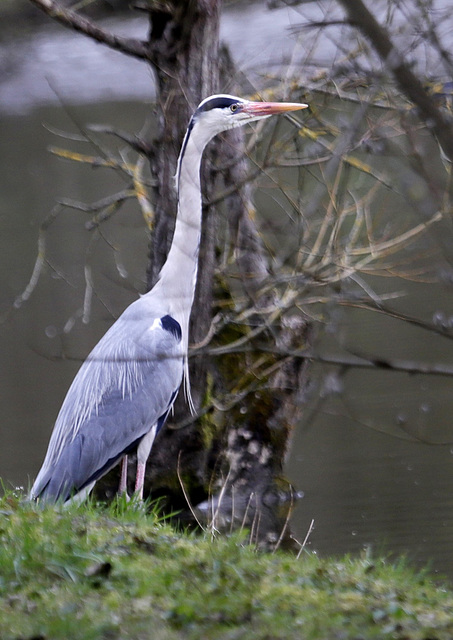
[1,491,452,640]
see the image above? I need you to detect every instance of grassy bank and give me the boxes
[0,491,452,639]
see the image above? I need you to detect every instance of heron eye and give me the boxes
[230,103,239,113]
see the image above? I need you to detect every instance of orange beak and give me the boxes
[241,101,308,116]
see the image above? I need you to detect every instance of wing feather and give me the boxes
[31,302,183,501]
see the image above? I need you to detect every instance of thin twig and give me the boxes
[296,518,315,559]
[176,451,205,531]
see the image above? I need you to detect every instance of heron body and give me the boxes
[30,94,307,503]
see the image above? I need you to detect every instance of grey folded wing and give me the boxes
[30,310,184,502]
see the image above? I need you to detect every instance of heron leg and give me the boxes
[134,424,157,500]
[135,462,146,501]
[118,455,129,496]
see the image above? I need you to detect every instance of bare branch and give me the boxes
[87,124,152,156]
[277,347,453,380]
[29,0,149,61]
[336,0,453,161]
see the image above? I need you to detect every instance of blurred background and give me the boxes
[2,0,453,579]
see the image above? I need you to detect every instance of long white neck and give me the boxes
[150,120,212,349]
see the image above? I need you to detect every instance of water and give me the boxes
[287,395,453,578]
[1,1,453,582]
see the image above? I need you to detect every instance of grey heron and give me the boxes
[30,94,308,503]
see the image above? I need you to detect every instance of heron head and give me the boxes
[192,94,308,141]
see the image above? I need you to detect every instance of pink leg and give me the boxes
[134,424,158,501]
[134,461,146,500]
[119,455,129,495]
